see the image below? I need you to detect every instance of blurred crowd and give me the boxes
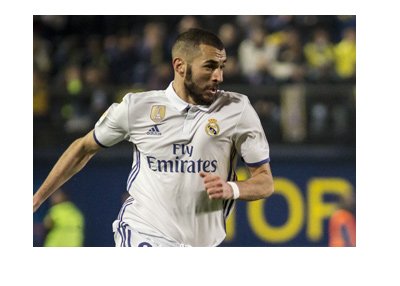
[33,15,356,146]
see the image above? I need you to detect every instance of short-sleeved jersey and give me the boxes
[94,82,270,246]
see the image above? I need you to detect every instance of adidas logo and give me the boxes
[146,125,162,136]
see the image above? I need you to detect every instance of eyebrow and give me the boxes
[203,59,227,65]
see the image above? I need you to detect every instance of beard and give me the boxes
[184,65,216,105]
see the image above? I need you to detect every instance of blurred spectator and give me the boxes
[238,26,278,84]
[309,103,329,141]
[293,15,337,39]
[218,23,243,84]
[32,15,356,147]
[336,15,356,35]
[83,65,111,122]
[333,27,356,81]
[134,22,171,88]
[33,68,50,147]
[268,28,306,83]
[303,28,335,82]
[218,23,241,58]
[147,62,173,90]
[51,64,92,135]
[33,33,52,76]
[39,15,68,34]
[328,192,356,247]
[43,189,85,247]
[104,31,139,84]
[33,69,49,118]
[52,35,82,77]
[177,15,201,34]
[253,99,281,142]
[236,15,264,32]
[265,15,294,33]
[166,16,202,55]
[82,35,108,70]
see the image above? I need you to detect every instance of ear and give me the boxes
[173,57,185,76]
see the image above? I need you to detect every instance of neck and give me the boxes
[172,81,196,105]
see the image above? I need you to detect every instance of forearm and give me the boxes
[234,169,274,201]
[33,136,98,211]
[200,164,274,201]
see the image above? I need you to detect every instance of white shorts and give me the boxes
[113,220,188,247]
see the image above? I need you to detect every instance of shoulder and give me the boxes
[216,90,251,109]
[220,90,250,101]
[123,90,165,102]
[119,90,167,108]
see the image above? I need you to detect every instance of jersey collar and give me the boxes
[165,82,210,112]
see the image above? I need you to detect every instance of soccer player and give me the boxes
[33,28,274,247]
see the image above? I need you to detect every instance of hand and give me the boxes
[33,196,41,213]
[199,172,233,200]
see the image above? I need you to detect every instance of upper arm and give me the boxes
[234,97,270,167]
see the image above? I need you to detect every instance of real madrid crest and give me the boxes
[150,105,166,123]
[205,118,220,136]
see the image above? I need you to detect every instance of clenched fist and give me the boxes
[200,172,234,200]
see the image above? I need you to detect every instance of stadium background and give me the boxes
[33,15,356,247]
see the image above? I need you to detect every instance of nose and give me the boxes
[212,68,223,83]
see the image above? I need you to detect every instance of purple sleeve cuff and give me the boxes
[244,158,270,167]
[93,130,109,148]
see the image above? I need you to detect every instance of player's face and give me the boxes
[184,44,227,105]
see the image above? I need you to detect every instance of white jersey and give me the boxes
[94,82,270,246]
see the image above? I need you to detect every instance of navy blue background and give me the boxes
[33,147,355,247]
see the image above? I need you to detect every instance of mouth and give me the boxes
[206,86,218,95]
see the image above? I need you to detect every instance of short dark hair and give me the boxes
[172,28,225,60]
